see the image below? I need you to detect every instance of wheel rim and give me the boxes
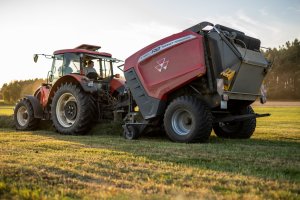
[56,93,77,128]
[171,108,193,136]
[17,106,29,126]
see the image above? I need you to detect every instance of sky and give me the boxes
[0,0,299,88]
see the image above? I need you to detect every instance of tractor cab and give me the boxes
[29,44,124,118]
[49,44,120,84]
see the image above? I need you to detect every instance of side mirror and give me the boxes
[49,74,54,82]
[47,71,54,83]
[33,54,38,63]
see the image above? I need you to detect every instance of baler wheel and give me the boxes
[164,96,212,143]
[14,98,40,130]
[213,106,256,139]
[123,125,139,140]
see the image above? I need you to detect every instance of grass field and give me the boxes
[0,106,299,199]
[0,106,14,116]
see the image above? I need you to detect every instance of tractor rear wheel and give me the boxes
[14,98,40,130]
[51,83,96,135]
[164,96,212,143]
[213,106,256,139]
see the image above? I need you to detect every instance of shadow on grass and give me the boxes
[0,115,14,128]
[0,115,54,131]
[1,116,299,183]
[29,125,300,183]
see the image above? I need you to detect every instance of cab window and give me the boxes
[51,54,63,83]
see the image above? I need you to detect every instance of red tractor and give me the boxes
[122,22,271,142]
[14,44,125,134]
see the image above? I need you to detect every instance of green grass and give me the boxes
[0,107,299,199]
[0,105,14,116]
[0,105,14,128]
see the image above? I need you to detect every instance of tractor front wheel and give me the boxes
[51,83,96,135]
[14,98,40,130]
[213,106,256,139]
[164,96,212,143]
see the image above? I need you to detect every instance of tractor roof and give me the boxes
[75,44,101,51]
[54,44,112,57]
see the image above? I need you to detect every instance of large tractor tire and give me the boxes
[51,83,96,135]
[164,96,212,143]
[213,106,256,139]
[14,98,40,130]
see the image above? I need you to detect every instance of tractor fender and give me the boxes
[55,74,98,92]
[25,95,43,119]
[33,85,51,108]
[48,74,98,105]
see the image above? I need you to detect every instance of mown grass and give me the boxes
[0,105,14,116]
[0,106,299,199]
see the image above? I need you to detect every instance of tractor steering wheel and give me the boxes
[86,72,99,80]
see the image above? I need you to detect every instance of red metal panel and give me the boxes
[110,77,125,95]
[125,31,206,99]
[38,86,50,108]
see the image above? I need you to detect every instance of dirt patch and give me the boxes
[253,101,300,107]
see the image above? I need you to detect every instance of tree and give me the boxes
[0,79,45,104]
[264,38,300,100]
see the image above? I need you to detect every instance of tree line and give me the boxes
[264,38,300,100]
[0,79,44,104]
[0,39,299,104]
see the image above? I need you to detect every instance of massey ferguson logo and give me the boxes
[155,58,169,72]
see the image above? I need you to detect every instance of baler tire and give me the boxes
[164,96,212,143]
[123,125,139,140]
[14,98,40,130]
[51,83,96,135]
[213,106,256,139]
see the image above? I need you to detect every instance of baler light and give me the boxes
[260,84,267,104]
[217,79,224,95]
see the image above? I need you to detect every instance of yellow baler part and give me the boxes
[221,68,235,80]
[134,106,139,112]
[221,68,236,91]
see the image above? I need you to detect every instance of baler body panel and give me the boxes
[125,31,206,100]
[207,30,270,101]
[229,47,268,95]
